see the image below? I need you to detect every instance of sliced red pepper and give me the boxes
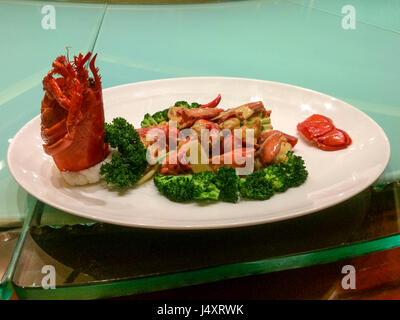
[200,94,221,109]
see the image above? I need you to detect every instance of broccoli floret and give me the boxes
[174,101,201,109]
[154,174,194,202]
[213,167,239,203]
[263,164,289,193]
[174,101,190,108]
[152,108,169,123]
[238,152,308,200]
[141,113,158,128]
[100,118,147,189]
[142,100,199,128]
[154,172,220,202]
[104,117,138,151]
[239,170,274,200]
[100,155,138,189]
[280,151,308,187]
[189,102,201,109]
[141,108,169,127]
[191,171,220,201]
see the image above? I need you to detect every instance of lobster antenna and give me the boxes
[85,53,92,70]
[65,46,72,62]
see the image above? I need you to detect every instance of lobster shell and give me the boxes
[41,52,108,171]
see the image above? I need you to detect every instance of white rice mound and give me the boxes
[60,153,113,186]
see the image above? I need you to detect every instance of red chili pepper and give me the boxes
[200,94,221,109]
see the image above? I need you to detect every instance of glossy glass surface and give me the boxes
[11,182,400,299]
[0,229,20,300]
[0,0,400,299]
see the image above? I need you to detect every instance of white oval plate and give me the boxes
[7,77,390,229]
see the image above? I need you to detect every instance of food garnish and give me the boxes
[41,52,109,172]
[100,118,147,189]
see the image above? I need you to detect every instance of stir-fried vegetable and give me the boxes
[263,164,289,193]
[154,168,238,203]
[212,166,240,203]
[141,108,169,128]
[152,108,169,123]
[154,152,308,203]
[141,100,202,127]
[191,171,220,201]
[140,113,157,128]
[107,95,308,204]
[100,118,147,189]
[239,170,274,200]
[240,152,308,200]
[154,174,194,202]
[279,151,308,188]
[175,95,220,109]
[174,101,201,109]
[246,117,270,126]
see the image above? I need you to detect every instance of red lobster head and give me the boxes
[41,52,109,171]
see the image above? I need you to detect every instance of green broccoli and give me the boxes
[174,101,190,108]
[100,118,147,189]
[100,155,138,189]
[174,101,201,109]
[152,108,169,123]
[191,171,220,201]
[189,102,201,109]
[142,100,200,128]
[280,151,308,187]
[104,117,138,151]
[239,170,274,200]
[263,164,289,193]
[239,152,308,199]
[140,113,158,128]
[213,167,239,203]
[152,152,307,203]
[154,174,194,202]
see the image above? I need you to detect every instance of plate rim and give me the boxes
[7,76,391,229]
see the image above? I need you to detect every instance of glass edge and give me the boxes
[12,232,400,300]
[0,281,13,300]
[2,202,41,300]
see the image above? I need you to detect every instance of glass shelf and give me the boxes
[1,0,400,299]
[7,182,400,299]
[0,229,20,300]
